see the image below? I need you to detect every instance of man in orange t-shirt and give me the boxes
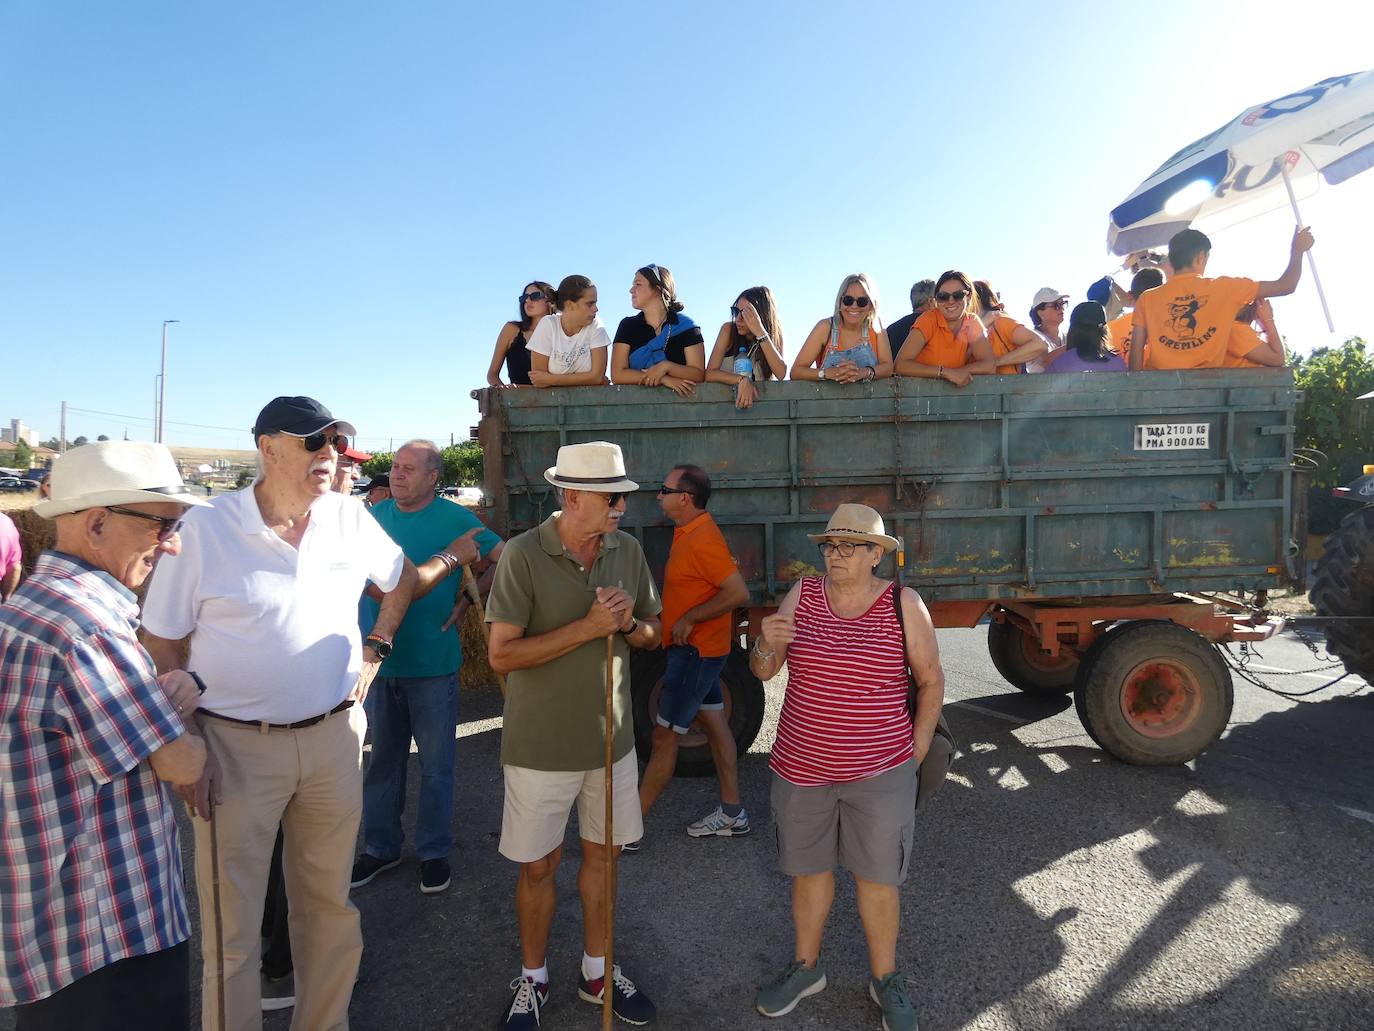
[636,464,751,844]
[1106,267,1165,360]
[1130,225,1314,370]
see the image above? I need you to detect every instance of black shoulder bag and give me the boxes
[891,582,957,810]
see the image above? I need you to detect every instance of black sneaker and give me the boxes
[350,853,401,888]
[260,970,295,1012]
[500,975,547,1029]
[578,964,656,1025]
[420,858,451,895]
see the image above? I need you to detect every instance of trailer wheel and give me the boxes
[631,648,766,778]
[987,618,1078,695]
[1310,505,1374,685]
[1073,622,1233,766]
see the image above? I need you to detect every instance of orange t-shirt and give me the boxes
[1136,273,1259,369]
[1105,313,1134,359]
[908,309,978,368]
[660,512,739,658]
[1221,323,1268,368]
[986,314,1029,374]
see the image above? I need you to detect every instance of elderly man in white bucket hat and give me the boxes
[0,441,209,1028]
[485,441,664,1029]
[141,395,417,1031]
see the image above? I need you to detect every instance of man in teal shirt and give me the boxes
[351,440,502,895]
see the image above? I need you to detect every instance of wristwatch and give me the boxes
[818,368,827,381]
[365,634,393,658]
[621,618,640,637]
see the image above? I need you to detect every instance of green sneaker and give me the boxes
[756,960,827,1018]
[869,972,919,1031]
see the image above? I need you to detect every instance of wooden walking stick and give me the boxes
[209,802,227,1031]
[459,564,506,695]
[603,632,616,1031]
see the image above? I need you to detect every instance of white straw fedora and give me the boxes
[33,441,212,519]
[807,503,902,553]
[543,441,639,493]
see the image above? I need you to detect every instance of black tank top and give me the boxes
[506,327,533,385]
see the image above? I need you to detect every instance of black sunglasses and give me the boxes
[604,492,624,507]
[730,305,743,319]
[841,295,871,308]
[935,290,968,303]
[302,432,348,453]
[658,485,693,496]
[521,290,545,303]
[1037,299,1067,312]
[105,505,184,542]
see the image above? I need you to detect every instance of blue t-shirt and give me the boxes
[360,497,501,678]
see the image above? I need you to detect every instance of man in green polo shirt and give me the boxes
[486,441,663,1030]
[351,439,503,897]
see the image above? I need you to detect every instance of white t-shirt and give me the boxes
[141,486,405,723]
[526,313,611,374]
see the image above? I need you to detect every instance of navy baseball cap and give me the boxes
[368,472,390,489]
[252,396,358,441]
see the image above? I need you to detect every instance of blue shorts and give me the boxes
[656,645,729,734]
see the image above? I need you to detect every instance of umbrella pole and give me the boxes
[603,633,616,1031]
[1280,166,1335,333]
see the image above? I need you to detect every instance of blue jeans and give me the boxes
[656,645,728,733]
[362,674,458,861]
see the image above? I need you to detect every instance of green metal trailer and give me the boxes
[476,369,1305,769]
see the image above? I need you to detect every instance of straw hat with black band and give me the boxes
[34,441,212,519]
[543,441,639,494]
[807,503,901,553]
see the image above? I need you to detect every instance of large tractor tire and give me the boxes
[630,648,766,778]
[1073,621,1233,766]
[987,618,1079,695]
[1310,506,1374,685]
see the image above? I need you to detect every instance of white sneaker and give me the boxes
[686,805,750,837]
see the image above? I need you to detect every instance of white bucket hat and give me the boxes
[33,441,212,519]
[807,503,902,553]
[543,441,638,494]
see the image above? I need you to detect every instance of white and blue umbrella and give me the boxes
[1108,69,1374,329]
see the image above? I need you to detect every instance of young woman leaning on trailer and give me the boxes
[610,263,706,397]
[973,279,1048,374]
[525,275,612,387]
[892,269,997,386]
[705,286,787,409]
[790,273,894,384]
[487,280,556,387]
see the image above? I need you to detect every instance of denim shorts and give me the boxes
[656,645,729,734]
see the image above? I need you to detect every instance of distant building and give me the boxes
[0,419,38,447]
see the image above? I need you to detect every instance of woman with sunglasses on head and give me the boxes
[892,270,996,387]
[1024,287,1069,372]
[972,280,1048,374]
[525,275,612,388]
[487,281,556,388]
[705,286,788,409]
[611,264,706,398]
[790,274,893,384]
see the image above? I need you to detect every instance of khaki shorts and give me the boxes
[499,751,644,863]
[771,759,918,885]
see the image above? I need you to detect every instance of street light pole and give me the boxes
[158,319,179,443]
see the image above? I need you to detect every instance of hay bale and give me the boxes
[458,601,498,688]
[11,506,55,579]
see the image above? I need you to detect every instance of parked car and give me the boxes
[0,476,37,492]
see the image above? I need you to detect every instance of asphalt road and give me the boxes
[4,625,1371,1030]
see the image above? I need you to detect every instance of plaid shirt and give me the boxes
[0,551,188,1005]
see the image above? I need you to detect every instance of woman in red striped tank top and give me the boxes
[749,504,945,1030]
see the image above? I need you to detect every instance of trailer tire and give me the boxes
[1310,506,1374,685]
[987,618,1078,695]
[1073,622,1233,766]
[631,648,766,778]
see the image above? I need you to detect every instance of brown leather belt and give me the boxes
[200,699,353,733]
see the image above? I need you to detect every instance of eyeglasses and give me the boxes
[817,540,871,557]
[520,290,545,303]
[105,506,184,542]
[604,492,624,507]
[840,295,871,309]
[1037,300,1067,312]
[730,305,743,319]
[302,432,348,453]
[935,290,969,303]
[658,485,693,497]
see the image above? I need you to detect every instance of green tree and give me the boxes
[40,437,60,450]
[442,441,483,486]
[71,435,89,447]
[96,434,109,441]
[235,469,254,489]
[13,439,33,469]
[361,451,393,478]
[1293,336,1374,533]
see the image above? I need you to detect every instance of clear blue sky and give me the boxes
[2,1,1371,451]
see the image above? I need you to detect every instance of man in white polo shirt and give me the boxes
[142,395,417,1031]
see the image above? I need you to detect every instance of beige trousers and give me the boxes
[194,704,366,1031]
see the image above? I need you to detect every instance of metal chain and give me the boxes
[1223,641,1350,699]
